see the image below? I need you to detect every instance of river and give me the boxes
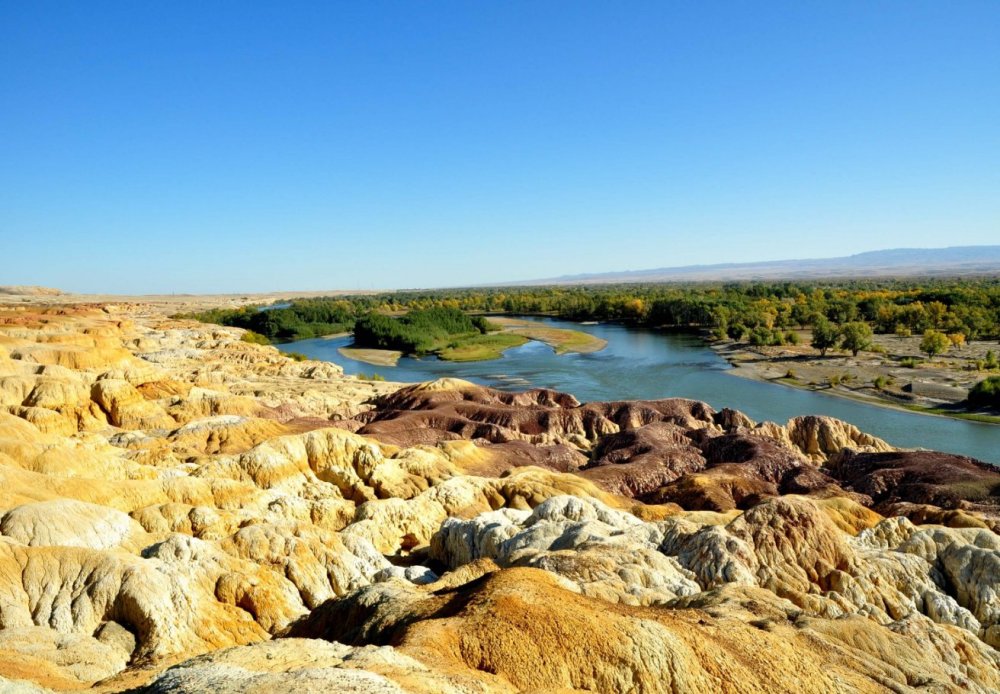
[279,317,1000,464]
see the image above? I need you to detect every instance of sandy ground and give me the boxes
[713,330,1000,421]
[338,347,402,366]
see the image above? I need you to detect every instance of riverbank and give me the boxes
[712,331,1000,425]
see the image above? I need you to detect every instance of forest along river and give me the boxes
[280,317,1000,464]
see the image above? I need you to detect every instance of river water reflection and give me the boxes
[280,317,999,464]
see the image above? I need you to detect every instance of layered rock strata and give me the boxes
[0,303,996,692]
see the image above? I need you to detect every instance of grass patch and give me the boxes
[896,403,1000,424]
[437,333,529,362]
[945,480,997,501]
[355,372,386,382]
[505,325,607,354]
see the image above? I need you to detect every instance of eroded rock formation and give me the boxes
[0,302,997,692]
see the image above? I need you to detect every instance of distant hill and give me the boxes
[519,246,1000,285]
[0,286,63,296]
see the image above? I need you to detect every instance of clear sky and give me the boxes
[2,2,998,293]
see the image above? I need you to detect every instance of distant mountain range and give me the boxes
[517,246,1000,285]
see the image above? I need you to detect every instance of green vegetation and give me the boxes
[840,321,873,357]
[810,317,840,356]
[436,333,529,362]
[184,278,1000,360]
[975,350,1000,372]
[344,307,533,362]
[491,318,608,354]
[177,299,360,342]
[240,330,271,345]
[968,376,1000,409]
[873,375,894,391]
[826,372,856,387]
[355,372,386,382]
[920,329,951,360]
[353,307,494,354]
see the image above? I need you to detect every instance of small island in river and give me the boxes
[340,310,606,365]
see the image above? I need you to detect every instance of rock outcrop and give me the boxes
[0,301,997,692]
[288,565,1000,693]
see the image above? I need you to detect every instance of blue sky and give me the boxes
[2,2,998,293]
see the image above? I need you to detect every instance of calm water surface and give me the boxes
[280,317,1000,464]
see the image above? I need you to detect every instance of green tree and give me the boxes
[919,329,950,361]
[839,322,873,357]
[985,350,999,370]
[811,317,840,357]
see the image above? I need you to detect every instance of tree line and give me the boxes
[179,278,1000,345]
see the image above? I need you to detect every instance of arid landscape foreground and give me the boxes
[0,297,999,692]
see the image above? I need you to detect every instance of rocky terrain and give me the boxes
[0,302,998,692]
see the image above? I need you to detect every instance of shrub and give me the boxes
[356,372,386,382]
[968,376,1000,408]
[241,330,270,345]
[828,372,853,387]
[873,375,894,391]
[727,323,749,341]
[748,327,774,346]
[285,351,308,362]
[900,356,921,368]
[985,350,999,370]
